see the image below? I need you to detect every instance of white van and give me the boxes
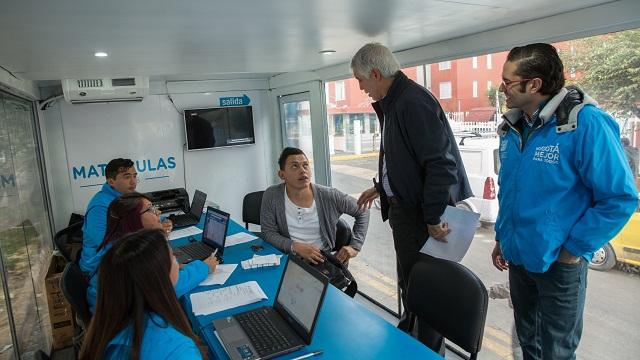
[455,133,501,225]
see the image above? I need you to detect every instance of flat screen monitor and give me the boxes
[184,106,255,150]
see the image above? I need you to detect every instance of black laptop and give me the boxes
[168,189,207,228]
[213,255,329,360]
[173,206,230,264]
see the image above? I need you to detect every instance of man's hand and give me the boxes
[491,242,509,271]
[292,242,324,265]
[203,254,219,273]
[161,219,173,234]
[336,245,359,263]
[557,248,580,264]
[427,222,450,242]
[357,187,379,210]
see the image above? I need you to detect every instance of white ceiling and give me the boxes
[0,0,621,81]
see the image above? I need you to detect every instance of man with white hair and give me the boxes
[353,43,472,353]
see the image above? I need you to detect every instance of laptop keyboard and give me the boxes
[236,308,292,355]
[180,242,212,259]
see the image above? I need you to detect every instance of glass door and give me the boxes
[279,93,315,179]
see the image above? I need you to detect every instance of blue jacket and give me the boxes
[495,89,638,273]
[87,243,209,313]
[105,313,202,359]
[80,183,121,273]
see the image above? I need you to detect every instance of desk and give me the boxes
[172,218,441,360]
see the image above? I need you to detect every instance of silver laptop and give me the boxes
[213,255,329,360]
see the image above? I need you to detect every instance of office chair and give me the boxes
[54,221,84,263]
[60,262,92,329]
[333,218,352,251]
[407,257,488,360]
[242,190,264,237]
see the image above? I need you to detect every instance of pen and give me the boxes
[211,248,218,258]
[290,350,323,360]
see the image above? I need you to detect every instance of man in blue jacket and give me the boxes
[79,158,172,273]
[352,43,472,353]
[491,43,638,359]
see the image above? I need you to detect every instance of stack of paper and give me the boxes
[225,232,258,247]
[198,264,238,286]
[168,226,203,241]
[190,281,267,316]
[241,254,282,270]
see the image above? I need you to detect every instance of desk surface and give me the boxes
[172,219,441,360]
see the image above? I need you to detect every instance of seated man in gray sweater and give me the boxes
[261,147,370,264]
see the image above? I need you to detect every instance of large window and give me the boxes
[0,91,53,358]
[439,82,452,99]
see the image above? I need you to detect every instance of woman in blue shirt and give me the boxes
[86,192,217,312]
[79,229,205,359]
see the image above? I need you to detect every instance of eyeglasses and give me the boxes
[500,78,534,89]
[141,204,161,216]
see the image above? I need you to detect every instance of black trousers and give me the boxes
[388,201,445,354]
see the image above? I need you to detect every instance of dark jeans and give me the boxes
[509,259,588,360]
[388,202,444,354]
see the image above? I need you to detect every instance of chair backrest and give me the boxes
[60,262,92,328]
[54,221,84,263]
[242,191,264,229]
[407,257,488,358]
[334,218,352,251]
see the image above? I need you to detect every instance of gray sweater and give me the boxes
[260,183,370,253]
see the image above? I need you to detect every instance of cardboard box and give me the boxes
[44,255,75,349]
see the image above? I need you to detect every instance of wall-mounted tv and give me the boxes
[184,106,255,151]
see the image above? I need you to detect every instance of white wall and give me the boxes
[40,81,275,223]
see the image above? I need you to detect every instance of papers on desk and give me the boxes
[241,254,282,270]
[190,281,267,316]
[168,226,202,241]
[225,232,258,247]
[198,264,237,286]
[420,205,480,262]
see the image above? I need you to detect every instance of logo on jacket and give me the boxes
[533,144,560,165]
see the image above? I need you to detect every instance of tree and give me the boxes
[486,86,506,113]
[560,29,640,119]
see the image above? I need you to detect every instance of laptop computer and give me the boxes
[173,206,230,264]
[168,189,207,228]
[213,255,329,360]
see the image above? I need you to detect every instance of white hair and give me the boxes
[351,43,401,79]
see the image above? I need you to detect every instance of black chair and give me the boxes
[60,262,92,329]
[407,257,488,360]
[54,221,84,263]
[333,218,353,251]
[242,191,264,237]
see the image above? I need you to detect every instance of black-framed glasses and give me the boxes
[500,78,534,89]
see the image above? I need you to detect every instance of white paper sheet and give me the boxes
[420,205,480,262]
[190,281,268,316]
[198,264,238,286]
[241,254,282,270]
[225,232,259,247]
[168,226,203,241]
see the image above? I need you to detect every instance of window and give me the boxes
[438,61,451,70]
[333,114,344,136]
[335,80,346,101]
[487,54,492,69]
[473,80,478,98]
[439,81,452,99]
[487,80,493,90]
[369,113,377,133]
[472,56,478,69]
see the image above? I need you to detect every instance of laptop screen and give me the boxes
[276,259,326,334]
[190,190,207,217]
[201,207,230,251]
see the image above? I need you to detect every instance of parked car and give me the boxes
[455,133,500,225]
[589,206,640,271]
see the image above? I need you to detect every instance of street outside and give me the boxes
[330,154,640,360]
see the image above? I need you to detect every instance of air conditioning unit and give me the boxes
[62,77,149,104]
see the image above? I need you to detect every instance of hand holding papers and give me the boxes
[168,226,203,241]
[420,205,480,262]
[241,254,282,270]
[190,281,267,316]
[198,264,238,286]
[225,232,258,247]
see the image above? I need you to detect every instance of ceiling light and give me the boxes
[94,51,108,57]
[319,49,336,54]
